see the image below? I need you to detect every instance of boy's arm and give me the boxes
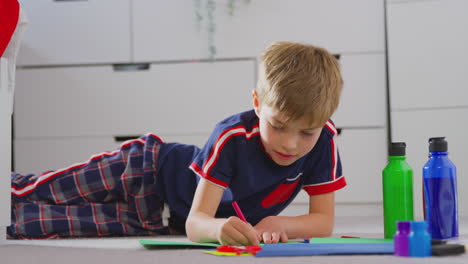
[185,178,260,245]
[254,192,335,243]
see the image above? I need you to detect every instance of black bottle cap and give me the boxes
[389,142,406,156]
[429,137,448,152]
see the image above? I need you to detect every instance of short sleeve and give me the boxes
[302,131,346,196]
[189,124,239,189]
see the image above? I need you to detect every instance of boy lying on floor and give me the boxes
[9,41,346,245]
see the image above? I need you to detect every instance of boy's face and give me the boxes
[252,92,323,166]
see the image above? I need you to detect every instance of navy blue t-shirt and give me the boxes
[156,109,346,226]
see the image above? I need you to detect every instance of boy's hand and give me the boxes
[254,216,288,244]
[216,216,260,246]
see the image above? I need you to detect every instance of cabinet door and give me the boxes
[14,60,255,138]
[392,108,468,218]
[387,0,468,109]
[332,54,387,127]
[133,0,385,61]
[291,128,387,204]
[17,0,131,66]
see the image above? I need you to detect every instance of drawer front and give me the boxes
[17,0,131,66]
[15,60,255,138]
[14,136,121,175]
[133,0,385,61]
[332,53,387,127]
[292,128,388,204]
[392,108,468,217]
[387,0,468,109]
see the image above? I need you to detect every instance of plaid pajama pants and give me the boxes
[8,134,171,239]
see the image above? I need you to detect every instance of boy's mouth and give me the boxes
[274,151,295,160]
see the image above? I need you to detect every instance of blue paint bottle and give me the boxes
[423,137,459,239]
[408,221,431,257]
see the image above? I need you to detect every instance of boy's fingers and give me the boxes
[234,221,260,245]
[243,233,259,245]
[230,227,251,246]
[220,220,250,245]
[280,232,288,243]
[246,223,260,245]
[271,232,280,243]
[262,232,272,244]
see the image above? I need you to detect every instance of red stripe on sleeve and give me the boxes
[303,176,347,195]
[190,162,229,189]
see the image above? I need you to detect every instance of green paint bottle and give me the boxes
[382,142,414,239]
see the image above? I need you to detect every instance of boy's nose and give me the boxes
[280,134,298,153]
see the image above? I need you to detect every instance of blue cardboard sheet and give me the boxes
[255,243,394,257]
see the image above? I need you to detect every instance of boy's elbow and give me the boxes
[313,225,333,238]
[314,217,334,237]
[322,225,333,237]
[185,217,198,242]
[185,216,208,243]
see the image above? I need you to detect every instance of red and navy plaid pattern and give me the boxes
[8,134,169,239]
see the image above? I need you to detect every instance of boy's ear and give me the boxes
[252,90,261,116]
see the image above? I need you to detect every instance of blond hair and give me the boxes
[256,41,343,128]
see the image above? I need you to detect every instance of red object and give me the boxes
[341,236,361,238]
[216,245,263,255]
[261,180,300,208]
[0,0,20,57]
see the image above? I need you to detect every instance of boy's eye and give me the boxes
[302,131,315,136]
[270,123,284,130]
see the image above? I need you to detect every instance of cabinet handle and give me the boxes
[336,128,342,135]
[114,135,142,142]
[113,64,150,72]
[334,54,341,60]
